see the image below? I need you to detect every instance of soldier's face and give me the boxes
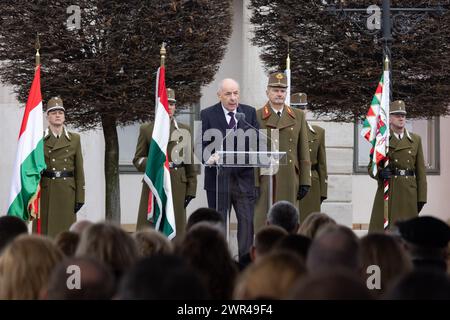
[47,110,65,126]
[390,114,406,130]
[218,79,240,112]
[266,87,287,107]
[168,102,176,117]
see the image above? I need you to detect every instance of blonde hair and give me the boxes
[133,229,173,257]
[0,235,63,299]
[234,251,306,299]
[298,212,336,239]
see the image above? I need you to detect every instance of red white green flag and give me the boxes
[361,70,390,176]
[361,68,390,229]
[144,66,175,239]
[7,65,46,221]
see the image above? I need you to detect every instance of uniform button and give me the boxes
[291,128,293,130]
[406,176,408,179]
[176,141,179,144]
[289,139,292,142]
[289,159,292,163]
[408,151,411,154]
[309,149,312,152]
[52,159,56,162]
[63,178,66,180]
[395,159,398,162]
[289,149,292,152]
[66,150,69,152]
[64,159,67,162]
[49,150,52,153]
[395,176,397,179]
[175,168,178,170]
[52,177,55,180]
[407,160,410,163]
[63,168,66,170]
[52,168,56,171]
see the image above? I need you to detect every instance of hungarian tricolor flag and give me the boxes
[361,70,390,176]
[144,66,176,239]
[7,65,46,222]
[361,67,390,229]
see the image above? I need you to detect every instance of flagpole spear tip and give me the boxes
[35,33,40,67]
[160,42,166,67]
[384,56,390,71]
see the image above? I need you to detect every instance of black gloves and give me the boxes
[320,197,327,204]
[417,202,426,213]
[297,185,310,200]
[184,195,195,208]
[378,167,392,180]
[74,202,84,214]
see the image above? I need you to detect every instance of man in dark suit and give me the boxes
[201,78,259,258]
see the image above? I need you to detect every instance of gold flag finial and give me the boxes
[160,42,166,67]
[35,33,41,67]
[384,56,390,71]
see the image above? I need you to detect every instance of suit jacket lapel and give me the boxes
[214,103,229,133]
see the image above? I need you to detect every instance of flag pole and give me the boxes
[383,56,390,230]
[160,42,166,67]
[35,33,40,67]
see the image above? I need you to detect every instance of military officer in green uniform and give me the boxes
[134,88,197,238]
[254,72,312,232]
[36,97,85,237]
[291,93,328,221]
[369,100,427,232]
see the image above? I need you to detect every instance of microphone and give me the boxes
[235,112,246,123]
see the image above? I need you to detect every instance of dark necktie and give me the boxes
[277,111,282,117]
[228,112,236,130]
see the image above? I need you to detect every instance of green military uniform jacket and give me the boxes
[254,103,312,232]
[35,127,85,237]
[369,129,427,232]
[299,124,328,221]
[133,120,197,238]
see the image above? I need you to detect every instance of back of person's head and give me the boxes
[360,233,412,296]
[385,269,450,300]
[76,222,138,281]
[273,234,312,261]
[0,216,28,254]
[118,254,208,299]
[176,222,237,299]
[252,225,288,260]
[289,270,373,300]
[234,251,306,300]
[307,224,360,274]
[47,257,115,299]
[298,212,336,239]
[186,207,224,231]
[54,231,80,257]
[133,229,173,257]
[0,234,63,299]
[69,220,93,234]
[267,201,299,234]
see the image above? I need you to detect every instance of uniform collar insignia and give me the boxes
[308,123,315,133]
[63,126,71,140]
[262,104,271,120]
[286,106,295,119]
[405,129,413,142]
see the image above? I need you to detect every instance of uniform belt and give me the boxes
[168,162,184,169]
[393,169,415,177]
[42,170,74,178]
[311,164,319,171]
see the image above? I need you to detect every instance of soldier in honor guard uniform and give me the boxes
[37,97,85,237]
[369,100,427,232]
[254,72,312,232]
[134,88,197,238]
[290,93,328,221]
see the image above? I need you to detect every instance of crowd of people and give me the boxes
[0,202,449,300]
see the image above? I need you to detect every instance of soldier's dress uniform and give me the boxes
[134,90,197,238]
[290,93,328,222]
[254,73,311,232]
[36,98,85,237]
[369,100,427,232]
